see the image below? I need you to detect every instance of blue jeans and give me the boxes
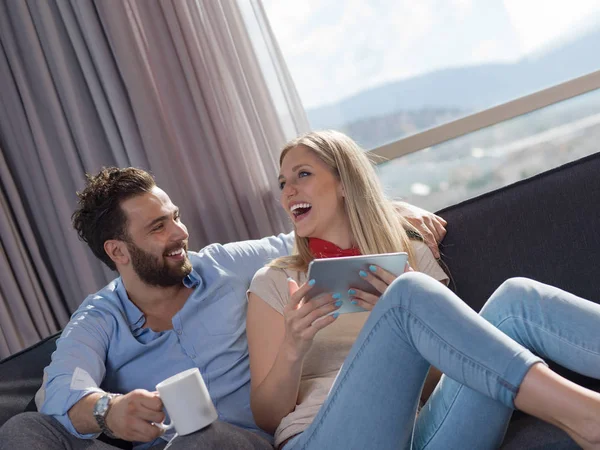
[283,273,600,450]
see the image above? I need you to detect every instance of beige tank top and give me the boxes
[248,241,448,447]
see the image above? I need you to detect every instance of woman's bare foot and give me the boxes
[515,363,600,449]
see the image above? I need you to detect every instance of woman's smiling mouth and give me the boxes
[290,202,312,222]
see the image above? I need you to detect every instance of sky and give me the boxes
[261,0,600,109]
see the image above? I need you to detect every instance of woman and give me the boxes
[247,130,600,449]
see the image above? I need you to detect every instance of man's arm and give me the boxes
[216,201,445,281]
[393,201,447,259]
[68,393,103,434]
[41,305,166,442]
[40,308,109,438]
[217,232,294,285]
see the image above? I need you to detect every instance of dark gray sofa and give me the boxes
[2,151,599,449]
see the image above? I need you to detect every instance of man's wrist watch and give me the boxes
[93,393,120,439]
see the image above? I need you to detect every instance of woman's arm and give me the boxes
[247,292,303,433]
[246,280,339,433]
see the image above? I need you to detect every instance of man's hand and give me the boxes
[393,201,447,258]
[105,389,166,442]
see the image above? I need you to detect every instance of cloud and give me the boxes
[449,0,473,18]
[471,39,514,63]
[264,0,437,108]
[503,0,600,54]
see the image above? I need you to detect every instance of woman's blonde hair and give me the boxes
[270,130,419,272]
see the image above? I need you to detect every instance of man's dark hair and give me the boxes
[72,167,156,270]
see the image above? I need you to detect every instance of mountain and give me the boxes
[307,26,600,130]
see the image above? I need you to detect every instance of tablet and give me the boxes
[306,252,408,315]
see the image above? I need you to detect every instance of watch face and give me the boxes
[94,395,111,417]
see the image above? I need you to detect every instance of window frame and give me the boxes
[369,70,600,162]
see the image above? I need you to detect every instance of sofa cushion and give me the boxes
[0,331,59,426]
[501,414,578,449]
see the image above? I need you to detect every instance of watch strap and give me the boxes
[94,393,121,439]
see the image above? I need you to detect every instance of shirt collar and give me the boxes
[183,269,202,289]
[116,270,203,331]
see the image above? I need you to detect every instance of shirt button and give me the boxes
[189,354,196,358]
[176,329,182,335]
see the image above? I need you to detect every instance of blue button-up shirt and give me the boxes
[39,234,293,449]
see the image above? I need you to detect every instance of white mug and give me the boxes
[154,368,218,435]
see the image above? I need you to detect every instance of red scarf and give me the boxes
[308,238,361,259]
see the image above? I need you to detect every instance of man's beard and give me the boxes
[126,241,192,287]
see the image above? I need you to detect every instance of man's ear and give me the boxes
[104,240,129,267]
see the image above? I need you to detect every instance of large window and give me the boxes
[264,0,600,150]
[376,87,600,212]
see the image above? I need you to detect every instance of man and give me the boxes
[0,167,446,449]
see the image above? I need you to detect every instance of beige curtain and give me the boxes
[0,0,308,358]
[0,148,69,357]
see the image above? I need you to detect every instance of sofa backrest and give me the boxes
[438,150,600,310]
[438,150,600,386]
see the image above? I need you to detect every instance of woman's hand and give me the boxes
[282,279,341,360]
[349,263,413,310]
